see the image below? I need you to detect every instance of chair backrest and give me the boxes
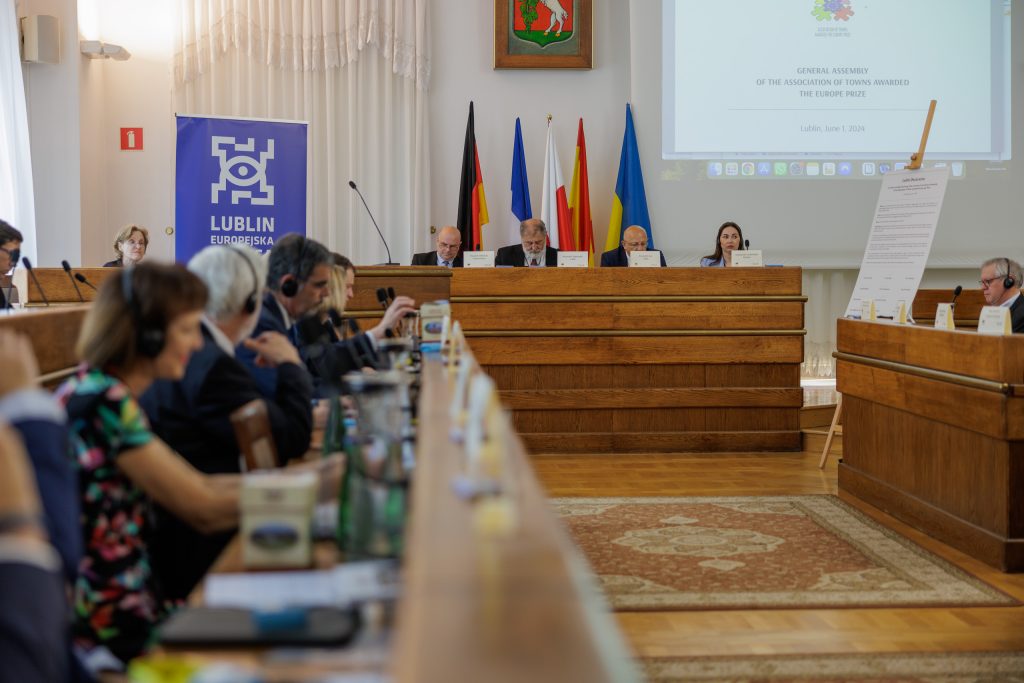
[229,399,280,470]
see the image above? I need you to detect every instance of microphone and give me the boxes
[325,308,364,371]
[744,239,750,250]
[348,180,396,265]
[21,258,50,307]
[62,260,85,302]
[74,272,97,291]
[3,257,16,312]
[387,286,396,303]
[375,287,389,310]
[950,284,963,310]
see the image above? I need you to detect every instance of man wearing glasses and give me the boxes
[979,257,1024,333]
[411,225,463,267]
[0,220,23,309]
[495,218,559,267]
[600,225,667,267]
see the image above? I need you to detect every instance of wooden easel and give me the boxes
[821,100,936,470]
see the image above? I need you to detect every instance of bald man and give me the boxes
[411,226,463,267]
[600,225,667,267]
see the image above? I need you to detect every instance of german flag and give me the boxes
[457,102,489,250]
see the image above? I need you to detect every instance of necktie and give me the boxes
[443,260,451,268]
[530,258,539,267]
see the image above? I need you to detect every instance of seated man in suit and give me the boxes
[236,234,333,398]
[980,257,1024,333]
[495,218,558,267]
[411,225,463,267]
[0,220,23,309]
[140,243,315,600]
[600,225,667,267]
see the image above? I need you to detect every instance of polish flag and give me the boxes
[540,119,573,250]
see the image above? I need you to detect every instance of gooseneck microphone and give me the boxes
[21,258,50,307]
[744,239,750,250]
[348,180,396,265]
[387,286,396,303]
[950,284,963,310]
[375,288,389,310]
[61,260,85,302]
[74,272,97,291]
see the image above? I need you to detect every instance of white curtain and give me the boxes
[801,269,857,378]
[0,0,37,259]
[172,0,430,264]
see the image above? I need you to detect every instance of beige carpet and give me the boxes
[642,652,1024,682]
[552,495,1015,610]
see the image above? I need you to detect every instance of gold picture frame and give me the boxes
[494,0,593,69]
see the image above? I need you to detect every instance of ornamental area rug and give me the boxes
[551,496,1016,610]
[641,652,1024,682]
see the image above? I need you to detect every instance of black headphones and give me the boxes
[279,236,311,298]
[227,245,259,314]
[121,267,165,358]
[1004,258,1016,290]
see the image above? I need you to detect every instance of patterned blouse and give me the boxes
[56,366,168,664]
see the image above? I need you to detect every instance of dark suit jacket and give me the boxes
[140,321,313,600]
[2,393,80,584]
[600,246,667,268]
[411,251,463,267]
[0,562,68,683]
[494,244,559,267]
[235,291,298,398]
[295,315,377,396]
[1012,295,1024,333]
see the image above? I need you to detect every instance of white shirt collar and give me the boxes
[436,253,452,267]
[202,316,236,357]
[1000,291,1021,308]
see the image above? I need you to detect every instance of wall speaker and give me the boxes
[21,15,60,65]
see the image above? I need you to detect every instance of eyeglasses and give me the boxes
[623,241,648,249]
[979,277,1001,288]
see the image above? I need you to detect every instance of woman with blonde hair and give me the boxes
[103,224,149,267]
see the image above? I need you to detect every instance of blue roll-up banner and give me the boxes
[175,115,308,263]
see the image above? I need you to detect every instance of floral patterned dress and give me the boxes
[56,366,169,664]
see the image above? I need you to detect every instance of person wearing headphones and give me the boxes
[138,244,314,601]
[979,257,1024,333]
[55,262,242,672]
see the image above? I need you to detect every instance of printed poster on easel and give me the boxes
[844,166,950,319]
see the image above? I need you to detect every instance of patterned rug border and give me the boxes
[553,495,1020,611]
[642,651,1024,682]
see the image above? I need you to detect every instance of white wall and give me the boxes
[18,0,82,266]
[428,0,631,252]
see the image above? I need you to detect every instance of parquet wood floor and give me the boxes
[532,451,1024,659]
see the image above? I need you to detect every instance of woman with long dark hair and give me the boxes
[700,221,744,267]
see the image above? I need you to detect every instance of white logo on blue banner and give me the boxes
[176,115,308,262]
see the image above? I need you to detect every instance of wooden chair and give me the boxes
[818,394,843,469]
[229,399,280,471]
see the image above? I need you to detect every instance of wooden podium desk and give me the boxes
[352,266,806,453]
[912,288,986,329]
[835,319,1024,570]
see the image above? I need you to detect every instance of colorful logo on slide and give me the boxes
[812,0,854,22]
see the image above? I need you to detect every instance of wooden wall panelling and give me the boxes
[22,268,117,304]
[450,267,804,297]
[912,289,986,327]
[522,431,801,454]
[498,387,803,410]
[0,306,88,380]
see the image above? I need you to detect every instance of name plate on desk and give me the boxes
[732,250,764,267]
[557,251,588,268]
[628,251,661,268]
[934,303,955,330]
[860,299,876,321]
[463,251,495,268]
[978,305,1012,336]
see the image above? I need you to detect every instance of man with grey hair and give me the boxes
[979,257,1024,333]
[139,243,314,600]
[495,218,560,267]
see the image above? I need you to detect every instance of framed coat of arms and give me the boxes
[494,0,593,69]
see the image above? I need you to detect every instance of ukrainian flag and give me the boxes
[604,103,654,252]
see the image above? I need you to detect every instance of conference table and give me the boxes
[350,266,808,454]
[835,319,1024,571]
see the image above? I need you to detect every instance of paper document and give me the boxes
[205,560,399,610]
